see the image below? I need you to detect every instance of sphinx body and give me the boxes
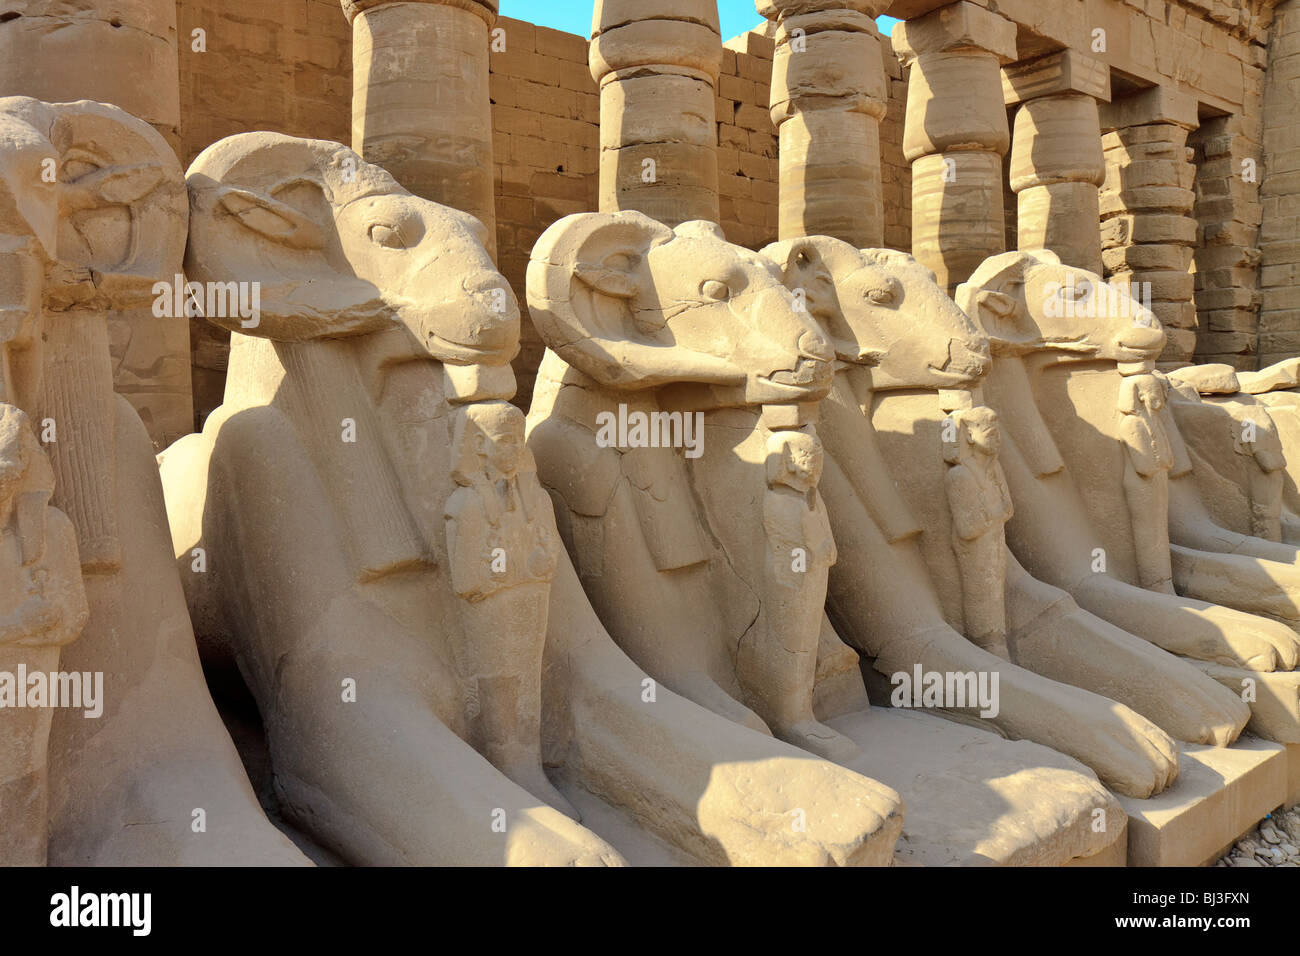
[952,250,1300,743]
[760,237,1239,796]
[1165,362,1295,544]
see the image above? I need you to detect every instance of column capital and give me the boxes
[590,0,722,83]
[341,0,497,27]
[757,0,893,21]
[1003,50,1111,106]
[892,1,1017,63]
[593,0,719,35]
[770,10,887,121]
[1099,86,1199,133]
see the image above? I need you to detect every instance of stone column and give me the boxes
[759,0,891,248]
[0,0,189,448]
[1004,50,1110,276]
[1099,87,1200,364]
[893,1,1018,293]
[590,0,722,227]
[343,0,498,259]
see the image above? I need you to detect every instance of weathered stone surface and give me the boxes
[892,1,1017,62]
[590,0,722,226]
[1003,49,1111,105]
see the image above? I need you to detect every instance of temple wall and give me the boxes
[163,0,1297,422]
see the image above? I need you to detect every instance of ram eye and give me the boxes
[369,223,407,249]
[701,279,730,301]
[866,286,895,305]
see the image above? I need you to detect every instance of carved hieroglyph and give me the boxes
[0,98,306,865]
[164,135,903,867]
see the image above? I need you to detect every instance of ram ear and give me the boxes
[218,186,326,251]
[955,251,1042,341]
[976,290,1020,322]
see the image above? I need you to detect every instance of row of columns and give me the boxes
[0,0,1211,449]
[340,0,1199,349]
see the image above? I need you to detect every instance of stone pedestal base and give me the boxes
[1117,737,1286,867]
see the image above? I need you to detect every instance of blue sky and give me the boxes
[498,1,899,40]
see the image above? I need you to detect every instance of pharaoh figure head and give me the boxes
[766,429,824,496]
[452,401,530,487]
[944,406,1003,466]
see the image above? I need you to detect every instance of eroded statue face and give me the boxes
[778,432,824,492]
[1136,378,1166,412]
[966,412,1002,458]
[472,404,527,479]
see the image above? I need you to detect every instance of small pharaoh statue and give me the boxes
[0,404,88,864]
[444,401,574,818]
[745,427,857,762]
[943,406,1014,660]
[1228,404,1285,541]
[1117,374,1176,593]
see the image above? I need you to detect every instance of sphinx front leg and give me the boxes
[547,555,902,866]
[1169,476,1300,565]
[266,625,623,867]
[1169,545,1300,628]
[869,623,1180,799]
[1004,550,1249,746]
[1073,574,1300,670]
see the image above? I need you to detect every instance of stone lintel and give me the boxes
[1100,86,1200,133]
[759,0,893,20]
[892,1,1018,63]
[342,0,498,26]
[1003,49,1111,106]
